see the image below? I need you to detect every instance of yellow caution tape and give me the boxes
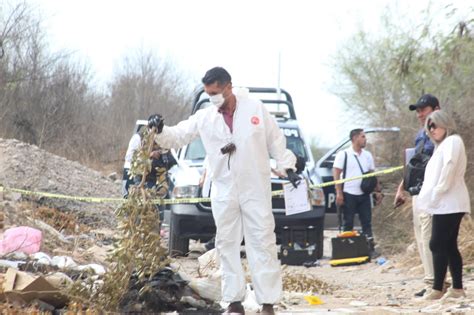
[0,165,403,205]
[271,165,403,197]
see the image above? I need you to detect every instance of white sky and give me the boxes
[27,0,472,147]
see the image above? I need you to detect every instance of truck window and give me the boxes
[286,136,308,161]
[184,139,206,160]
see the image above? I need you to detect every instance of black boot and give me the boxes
[224,301,245,314]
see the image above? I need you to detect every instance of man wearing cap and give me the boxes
[394,94,440,297]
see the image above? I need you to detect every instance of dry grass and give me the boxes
[281,268,337,294]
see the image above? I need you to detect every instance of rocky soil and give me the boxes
[0,138,121,229]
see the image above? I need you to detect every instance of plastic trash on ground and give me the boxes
[197,248,220,276]
[242,284,260,312]
[32,252,52,265]
[76,263,106,275]
[304,295,324,305]
[0,226,42,255]
[188,273,222,301]
[51,255,77,269]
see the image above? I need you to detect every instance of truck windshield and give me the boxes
[184,135,308,161]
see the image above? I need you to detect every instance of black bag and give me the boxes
[354,155,378,194]
[403,152,431,195]
[403,137,432,195]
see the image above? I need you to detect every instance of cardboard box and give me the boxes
[1,268,69,308]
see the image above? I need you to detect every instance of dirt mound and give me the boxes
[0,138,121,227]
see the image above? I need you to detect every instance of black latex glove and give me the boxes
[286,169,301,188]
[148,114,165,133]
[295,155,306,174]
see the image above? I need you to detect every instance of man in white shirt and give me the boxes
[122,128,143,198]
[333,129,377,256]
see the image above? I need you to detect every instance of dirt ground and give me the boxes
[171,229,474,314]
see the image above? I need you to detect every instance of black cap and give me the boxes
[409,94,440,111]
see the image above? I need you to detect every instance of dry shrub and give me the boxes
[34,206,88,234]
[281,268,337,294]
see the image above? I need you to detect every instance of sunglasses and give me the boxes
[428,122,437,131]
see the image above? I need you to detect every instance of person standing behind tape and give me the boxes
[333,129,378,258]
[150,67,299,315]
[394,94,440,297]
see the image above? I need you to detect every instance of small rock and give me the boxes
[108,172,118,181]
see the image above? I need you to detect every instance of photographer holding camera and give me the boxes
[394,94,440,297]
[150,67,299,315]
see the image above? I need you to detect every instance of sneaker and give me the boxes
[442,288,466,300]
[224,301,245,314]
[423,289,444,300]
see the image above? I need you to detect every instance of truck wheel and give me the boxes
[314,217,325,259]
[168,217,189,257]
[316,224,324,259]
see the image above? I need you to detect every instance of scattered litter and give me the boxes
[32,252,52,265]
[304,295,324,305]
[76,263,106,275]
[376,257,387,265]
[242,284,260,312]
[51,255,77,269]
[188,274,221,301]
[1,267,69,308]
[0,259,23,269]
[0,226,42,255]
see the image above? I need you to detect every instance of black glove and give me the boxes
[295,155,306,174]
[286,169,301,188]
[148,114,164,133]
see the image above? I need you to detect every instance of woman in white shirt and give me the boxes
[416,110,470,300]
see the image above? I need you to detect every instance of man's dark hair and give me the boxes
[350,128,364,141]
[201,67,232,86]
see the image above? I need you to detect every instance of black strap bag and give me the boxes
[354,154,378,195]
[403,138,431,195]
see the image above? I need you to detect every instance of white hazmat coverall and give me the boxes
[155,94,296,304]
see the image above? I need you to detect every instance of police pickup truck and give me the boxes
[133,87,400,261]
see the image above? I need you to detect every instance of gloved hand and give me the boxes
[295,155,306,174]
[148,114,164,133]
[286,169,301,188]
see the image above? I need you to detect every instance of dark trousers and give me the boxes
[430,212,465,291]
[341,192,373,238]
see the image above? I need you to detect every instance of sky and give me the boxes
[25,0,472,147]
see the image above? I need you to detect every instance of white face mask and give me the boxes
[209,94,225,108]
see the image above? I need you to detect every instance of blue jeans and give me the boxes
[341,192,373,238]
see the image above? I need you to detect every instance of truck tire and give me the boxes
[168,216,189,257]
[316,223,324,259]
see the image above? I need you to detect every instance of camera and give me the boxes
[408,183,422,196]
[220,143,236,155]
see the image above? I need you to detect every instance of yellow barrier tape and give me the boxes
[271,165,403,197]
[0,165,403,205]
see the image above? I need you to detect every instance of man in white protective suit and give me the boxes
[150,67,301,315]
